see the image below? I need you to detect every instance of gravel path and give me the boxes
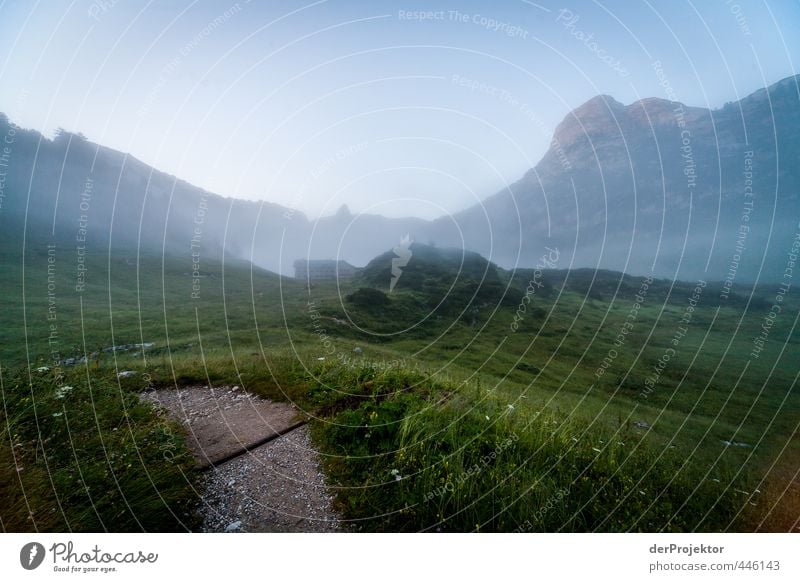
[143,386,340,532]
[199,426,340,532]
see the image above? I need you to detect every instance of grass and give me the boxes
[0,366,198,531]
[305,361,749,532]
[1,239,798,531]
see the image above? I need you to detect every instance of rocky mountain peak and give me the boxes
[551,94,625,147]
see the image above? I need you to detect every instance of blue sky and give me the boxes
[1,0,798,219]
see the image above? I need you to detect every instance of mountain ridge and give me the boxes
[1,74,798,280]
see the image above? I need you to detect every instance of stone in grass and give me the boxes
[225,520,242,532]
[721,440,750,448]
[117,371,137,379]
[633,420,650,429]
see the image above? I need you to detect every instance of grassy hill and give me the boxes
[1,238,798,531]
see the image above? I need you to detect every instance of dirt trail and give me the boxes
[143,385,340,532]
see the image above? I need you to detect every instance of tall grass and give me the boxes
[309,360,754,532]
[0,366,199,532]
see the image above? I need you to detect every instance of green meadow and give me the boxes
[1,241,798,532]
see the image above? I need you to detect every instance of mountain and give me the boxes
[0,115,423,274]
[435,75,800,282]
[1,75,798,281]
[0,117,273,260]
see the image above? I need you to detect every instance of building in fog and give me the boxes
[294,259,358,281]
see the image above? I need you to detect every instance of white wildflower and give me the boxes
[55,386,74,399]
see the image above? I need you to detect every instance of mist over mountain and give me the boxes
[0,113,424,274]
[1,74,798,282]
[0,115,265,259]
[436,75,800,282]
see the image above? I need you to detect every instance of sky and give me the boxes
[0,0,798,219]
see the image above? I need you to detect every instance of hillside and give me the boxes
[2,240,799,531]
[0,114,425,275]
[438,75,800,281]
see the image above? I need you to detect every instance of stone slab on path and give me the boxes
[143,385,341,532]
[143,385,302,468]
